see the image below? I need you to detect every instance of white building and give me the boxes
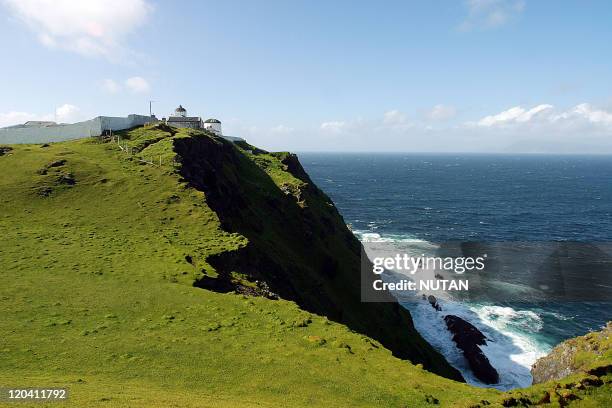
[166,105,203,129]
[203,118,222,136]
[164,104,244,142]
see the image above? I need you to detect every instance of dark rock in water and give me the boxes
[444,315,499,384]
[427,295,442,311]
[445,315,487,346]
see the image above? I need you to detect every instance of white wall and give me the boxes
[99,115,155,132]
[0,118,102,144]
[0,115,156,144]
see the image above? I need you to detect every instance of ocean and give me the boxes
[299,153,612,390]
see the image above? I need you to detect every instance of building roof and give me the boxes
[167,116,201,122]
[204,118,221,123]
[175,105,186,112]
[24,121,57,127]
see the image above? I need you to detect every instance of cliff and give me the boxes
[1,125,610,407]
[532,322,611,384]
[173,132,462,380]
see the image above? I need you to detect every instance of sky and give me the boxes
[1,0,611,153]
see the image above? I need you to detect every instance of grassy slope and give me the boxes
[0,127,609,407]
[172,131,463,380]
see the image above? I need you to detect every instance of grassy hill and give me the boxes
[0,125,609,407]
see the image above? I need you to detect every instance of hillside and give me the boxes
[0,125,610,407]
[532,323,611,384]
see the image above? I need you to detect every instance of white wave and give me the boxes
[402,300,476,380]
[537,310,574,321]
[354,230,431,244]
[356,232,387,242]
[471,305,550,389]
[404,299,549,390]
[357,230,551,390]
[476,305,544,333]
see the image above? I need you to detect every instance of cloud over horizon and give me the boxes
[0,103,81,128]
[231,102,612,154]
[472,104,554,126]
[428,104,458,121]
[470,103,612,129]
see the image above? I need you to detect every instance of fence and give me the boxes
[110,131,164,167]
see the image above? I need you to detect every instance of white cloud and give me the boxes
[459,103,612,153]
[0,103,82,127]
[0,111,41,128]
[478,106,525,126]
[428,104,457,121]
[473,104,553,126]
[552,103,612,124]
[3,0,152,60]
[125,76,150,93]
[516,104,553,122]
[460,0,525,31]
[55,104,81,122]
[101,79,121,94]
[288,103,612,153]
[320,121,347,134]
[471,103,612,129]
[383,110,408,125]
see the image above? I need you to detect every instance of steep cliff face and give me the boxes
[532,323,611,384]
[173,134,464,381]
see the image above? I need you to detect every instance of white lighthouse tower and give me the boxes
[203,118,222,136]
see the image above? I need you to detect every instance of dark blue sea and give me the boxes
[300,153,612,389]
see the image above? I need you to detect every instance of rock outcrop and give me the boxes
[427,295,442,311]
[444,315,499,384]
[532,322,611,384]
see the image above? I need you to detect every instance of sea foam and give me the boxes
[358,231,551,390]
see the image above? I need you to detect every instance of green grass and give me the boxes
[0,128,609,407]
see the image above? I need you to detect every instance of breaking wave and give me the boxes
[355,229,553,390]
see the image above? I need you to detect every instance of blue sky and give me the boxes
[1,0,611,153]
